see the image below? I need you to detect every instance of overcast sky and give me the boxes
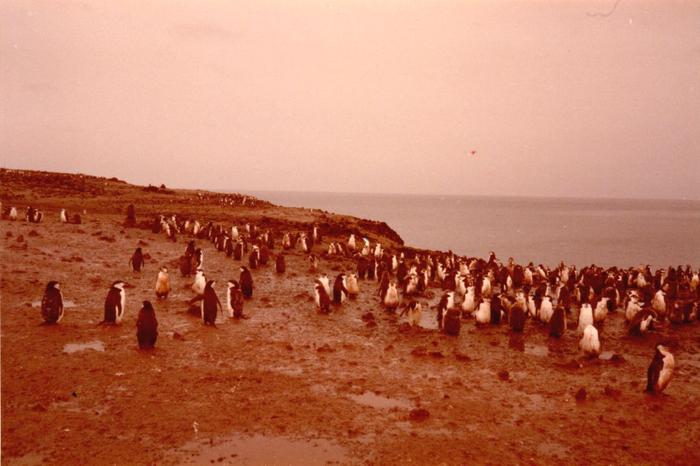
[1,1,699,199]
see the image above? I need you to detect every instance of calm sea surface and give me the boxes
[249,191,700,269]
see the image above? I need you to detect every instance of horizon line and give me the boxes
[3,166,698,203]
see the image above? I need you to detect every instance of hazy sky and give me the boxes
[2,1,699,199]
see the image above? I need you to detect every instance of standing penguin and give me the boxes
[578,303,594,333]
[192,269,206,296]
[41,281,64,324]
[383,281,400,312]
[129,247,145,272]
[646,345,675,394]
[276,254,286,274]
[201,280,222,326]
[240,266,254,299]
[579,324,601,357]
[474,298,491,325]
[436,291,455,330]
[314,279,331,314]
[154,267,171,299]
[346,273,360,299]
[549,305,567,337]
[400,301,423,327]
[103,281,127,324]
[136,301,158,349]
[226,280,246,318]
[59,209,68,223]
[333,273,348,305]
[510,293,527,332]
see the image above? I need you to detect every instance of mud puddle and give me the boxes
[62,340,105,354]
[176,434,349,465]
[348,391,412,409]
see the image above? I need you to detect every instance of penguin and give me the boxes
[346,273,360,299]
[179,254,192,277]
[578,303,594,333]
[361,238,370,257]
[308,254,319,272]
[461,286,477,317]
[240,266,254,299]
[226,280,246,318]
[318,274,331,297]
[538,296,554,323]
[249,246,260,269]
[625,294,643,321]
[593,296,609,324]
[201,280,222,326]
[627,309,656,336]
[579,324,601,357]
[549,305,567,337]
[651,290,667,320]
[400,301,423,327]
[155,266,171,299]
[234,240,243,260]
[646,345,675,394]
[383,281,400,312]
[192,269,206,296]
[59,209,68,223]
[510,293,527,332]
[474,298,491,325]
[347,234,357,253]
[136,301,158,349]
[378,271,391,301]
[314,279,331,314]
[103,281,127,324]
[9,206,17,220]
[333,274,348,304]
[436,291,455,329]
[129,247,145,272]
[41,281,64,324]
[275,254,286,274]
[490,293,503,324]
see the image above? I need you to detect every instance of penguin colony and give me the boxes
[18,202,700,396]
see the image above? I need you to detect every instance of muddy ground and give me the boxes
[1,170,699,465]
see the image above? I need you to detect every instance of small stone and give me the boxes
[409,408,430,421]
[317,344,334,353]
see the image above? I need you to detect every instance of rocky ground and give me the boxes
[1,169,699,465]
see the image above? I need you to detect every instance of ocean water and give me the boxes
[250,191,700,269]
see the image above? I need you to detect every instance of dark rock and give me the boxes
[172,332,185,341]
[498,370,510,381]
[575,387,587,402]
[409,408,430,422]
[31,403,47,412]
[28,230,39,237]
[603,386,621,398]
[317,344,334,353]
[429,351,445,359]
[411,347,428,357]
[454,351,471,362]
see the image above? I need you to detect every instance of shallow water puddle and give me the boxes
[4,452,45,466]
[348,391,412,409]
[177,434,348,465]
[63,340,105,354]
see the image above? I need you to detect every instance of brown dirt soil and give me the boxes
[2,169,699,465]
